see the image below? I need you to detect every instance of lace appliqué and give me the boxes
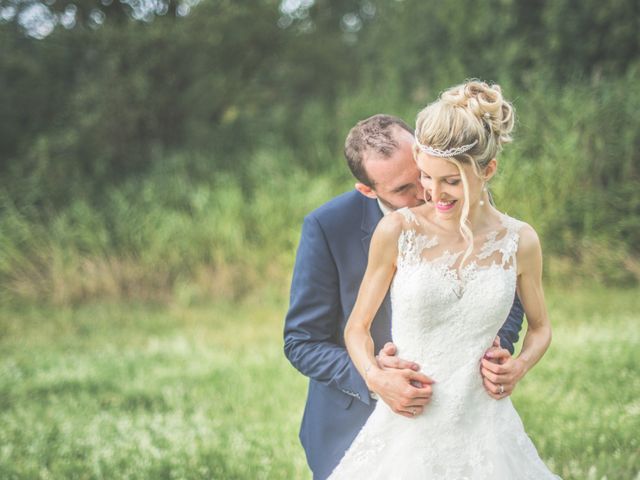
[396,207,419,225]
[397,229,439,269]
[477,216,522,268]
[395,212,523,299]
[329,212,559,480]
[395,208,438,269]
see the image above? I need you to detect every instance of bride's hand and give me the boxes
[367,345,435,419]
[480,337,527,399]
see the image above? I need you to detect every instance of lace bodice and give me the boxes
[391,207,523,380]
[328,208,559,479]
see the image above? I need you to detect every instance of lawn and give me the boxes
[1,288,638,479]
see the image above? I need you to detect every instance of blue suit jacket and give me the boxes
[284,190,524,480]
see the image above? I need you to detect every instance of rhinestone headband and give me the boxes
[415,132,478,158]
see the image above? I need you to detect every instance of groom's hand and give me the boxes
[368,342,434,418]
[481,336,526,399]
[377,342,421,372]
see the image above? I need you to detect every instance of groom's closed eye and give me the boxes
[393,184,413,193]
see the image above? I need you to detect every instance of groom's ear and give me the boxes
[355,182,378,199]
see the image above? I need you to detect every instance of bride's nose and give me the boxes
[429,182,440,201]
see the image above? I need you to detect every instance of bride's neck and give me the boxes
[465,201,495,231]
[435,204,498,238]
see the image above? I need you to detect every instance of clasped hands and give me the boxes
[367,337,526,418]
[480,336,527,400]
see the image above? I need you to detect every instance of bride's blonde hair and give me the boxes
[414,80,515,265]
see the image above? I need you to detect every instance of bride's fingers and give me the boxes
[482,376,511,399]
[391,404,421,418]
[410,387,433,402]
[407,370,435,385]
[481,366,502,385]
[483,348,505,365]
[406,395,431,407]
[402,406,424,417]
[481,361,515,387]
[408,372,435,400]
[482,377,501,399]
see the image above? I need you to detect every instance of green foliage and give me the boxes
[0,0,638,303]
[0,150,350,304]
[491,71,640,284]
[0,288,638,478]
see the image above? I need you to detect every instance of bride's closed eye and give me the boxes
[420,171,460,186]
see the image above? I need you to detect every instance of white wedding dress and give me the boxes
[329,208,560,479]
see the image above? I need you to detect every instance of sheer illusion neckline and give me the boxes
[394,207,523,299]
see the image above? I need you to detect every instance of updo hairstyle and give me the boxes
[414,80,515,264]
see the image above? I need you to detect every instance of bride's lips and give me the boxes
[435,200,457,212]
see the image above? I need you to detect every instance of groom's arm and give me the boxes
[496,294,525,354]
[284,214,372,405]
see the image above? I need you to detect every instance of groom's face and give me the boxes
[362,129,425,211]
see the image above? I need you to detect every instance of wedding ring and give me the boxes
[498,384,504,395]
[411,408,417,416]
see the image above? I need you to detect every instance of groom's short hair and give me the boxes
[344,114,413,188]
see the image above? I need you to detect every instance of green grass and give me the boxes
[1,288,639,479]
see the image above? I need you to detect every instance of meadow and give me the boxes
[1,2,639,478]
[1,288,638,479]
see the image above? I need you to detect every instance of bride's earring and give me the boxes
[479,184,487,206]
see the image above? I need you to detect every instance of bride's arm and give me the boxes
[344,214,434,417]
[481,223,552,399]
[344,214,399,380]
[513,224,552,375]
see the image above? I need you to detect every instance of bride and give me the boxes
[328,81,560,479]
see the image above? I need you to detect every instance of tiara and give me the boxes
[415,133,478,158]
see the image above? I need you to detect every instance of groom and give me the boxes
[284,114,525,480]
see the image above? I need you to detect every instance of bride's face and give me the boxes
[415,152,484,220]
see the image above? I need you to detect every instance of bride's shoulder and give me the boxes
[374,206,425,243]
[497,213,535,236]
[380,207,418,230]
[517,223,542,257]
[373,210,406,240]
[393,206,420,225]
[499,215,542,264]
[496,213,524,231]
[369,212,409,261]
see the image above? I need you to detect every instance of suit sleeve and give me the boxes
[497,293,525,354]
[284,214,372,405]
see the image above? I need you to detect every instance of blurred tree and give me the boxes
[0,0,638,300]
[0,0,638,204]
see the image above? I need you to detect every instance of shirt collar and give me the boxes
[376,198,393,216]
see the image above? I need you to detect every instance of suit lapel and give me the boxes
[361,197,383,256]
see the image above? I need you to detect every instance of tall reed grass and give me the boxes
[1,76,638,305]
[0,154,349,305]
